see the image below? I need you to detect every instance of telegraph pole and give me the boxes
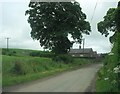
[5,37,10,51]
[82,38,85,53]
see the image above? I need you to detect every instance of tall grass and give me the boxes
[2,54,94,87]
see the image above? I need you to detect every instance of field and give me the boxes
[2,48,95,87]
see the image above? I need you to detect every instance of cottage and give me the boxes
[69,48,97,58]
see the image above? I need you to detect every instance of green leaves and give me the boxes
[97,1,120,45]
[115,1,120,31]
[97,8,116,37]
[25,2,91,54]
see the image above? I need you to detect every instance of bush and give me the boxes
[2,49,7,55]
[52,54,73,64]
[96,40,120,92]
[2,49,16,56]
[29,51,54,58]
[12,61,32,75]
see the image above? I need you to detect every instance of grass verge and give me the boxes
[2,55,94,87]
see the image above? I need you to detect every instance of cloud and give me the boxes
[77,0,117,53]
[0,2,43,50]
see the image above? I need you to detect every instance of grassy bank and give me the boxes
[2,54,94,87]
[96,40,120,92]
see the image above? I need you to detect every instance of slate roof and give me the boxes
[69,48,93,54]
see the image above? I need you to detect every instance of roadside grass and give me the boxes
[3,68,68,87]
[96,41,120,92]
[96,58,119,92]
[96,66,113,92]
[96,78,112,92]
[2,55,94,87]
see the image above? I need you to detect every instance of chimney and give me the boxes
[79,45,81,49]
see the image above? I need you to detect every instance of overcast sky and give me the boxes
[0,0,118,53]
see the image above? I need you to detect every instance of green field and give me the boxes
[2,48,95,87]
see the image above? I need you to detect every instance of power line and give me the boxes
[91,0,99,23]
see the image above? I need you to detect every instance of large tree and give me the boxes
[25,1,91,54]
[97,1,120,43]
[97,1,120,55]
[97,8,117,43]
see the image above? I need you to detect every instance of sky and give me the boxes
[0,0,118,53]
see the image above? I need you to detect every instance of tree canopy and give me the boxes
[97,8,116,36]
[115,1,120,31]
[97,1,120,43]
[25,1,91,54]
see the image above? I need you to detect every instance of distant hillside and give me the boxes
[2,48,54,58]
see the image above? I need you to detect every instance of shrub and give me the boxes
[29,51,54,58]
[52,54,73,64]
[2,49,17,56]
[2,49,7,55]
[13,51,16,53]
[12,61,32,75]
[96,40,120,92]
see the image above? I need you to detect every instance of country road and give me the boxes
[3,63,102,92]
